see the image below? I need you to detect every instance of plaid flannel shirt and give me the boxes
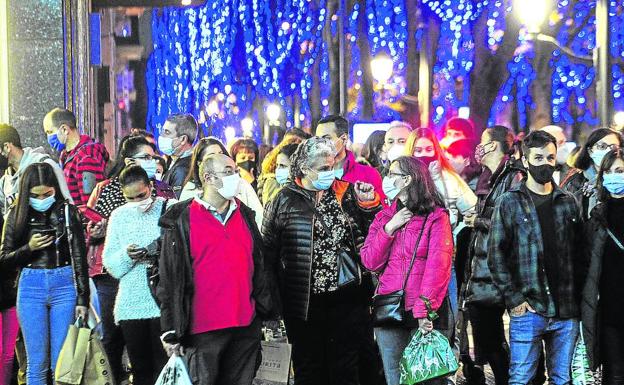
[487,180,583,319]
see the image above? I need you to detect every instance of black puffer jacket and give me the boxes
[463,158,524,307]
[580,202,608,370]
[262,181,381,321]
[157,199,276,342]
[0,201,90,307]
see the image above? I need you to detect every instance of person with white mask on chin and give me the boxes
[381,121,414,175]
[158,113,199,198]
[158,154,277,385]
[539,125,572,185]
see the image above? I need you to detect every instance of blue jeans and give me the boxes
[509,311,578,385]
[17,266,77,385]
[448,266,458,320]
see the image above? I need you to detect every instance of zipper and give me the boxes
[305,214,314,319]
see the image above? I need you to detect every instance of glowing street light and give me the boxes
[266,103,281,123]
[181,0,192,6]
[241,117,254,132]
[224,126,237,143]
[614,111,624,129]
[370,54,394,84]
[515,0,548,34]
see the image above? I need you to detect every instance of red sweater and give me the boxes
[189,200,255,334]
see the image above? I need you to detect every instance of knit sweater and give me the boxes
[102,198,164,323]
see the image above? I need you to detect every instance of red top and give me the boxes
[188,199,255,334]
[60,135,109,206]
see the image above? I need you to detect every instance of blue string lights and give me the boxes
[145,0,624,139]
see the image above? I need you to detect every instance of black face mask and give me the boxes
[0,148,8,170]
[237,160,256,173]
[416,155,436,167]
[527,162,555,185]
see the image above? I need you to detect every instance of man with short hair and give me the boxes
[43,108,109,206]
[539,125,571,185]
[382,120,413,165]
[158,113,198,198]
[0,123,72,215]
[316,115,384,201]
[488,130,583,385]
[158,153,276,385]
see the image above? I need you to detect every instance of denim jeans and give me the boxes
[508,311,578,385]
[16,267,77,385]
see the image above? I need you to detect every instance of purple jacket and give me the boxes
[341,151,386,203]
[361,204,453,318]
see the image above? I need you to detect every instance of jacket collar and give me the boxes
[509,178,568,201]
[342,151,356,175]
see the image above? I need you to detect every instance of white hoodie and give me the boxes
[0,147,72,215]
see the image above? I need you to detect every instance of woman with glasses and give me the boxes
[361,156,452,385]
[85,135,175,383]
[180,137,264,227]
[262,137,382,385]
[0,163,89,385]
[561,128,622,218]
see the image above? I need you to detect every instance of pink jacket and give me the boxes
[361,204,453,318]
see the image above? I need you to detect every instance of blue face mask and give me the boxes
[47,133,65,152]
[310,170,335,190]
[334,167,345,180]
[29,195,56,212]
[382,176,401,201]
[603,173,624,195]
[591,149,611,169]
[275,168,290,185]
[137,158,157,179]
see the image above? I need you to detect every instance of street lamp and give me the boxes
[265,103,282,145]
[514,0,611,127]
[371,55,393,85]
[614,111,624,129]
[241,117,254,138]
[266,103,281,123]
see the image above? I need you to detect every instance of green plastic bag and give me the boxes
[571,324,594,385]
[399,329,458,384]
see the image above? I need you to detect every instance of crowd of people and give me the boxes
[0,107,621,385]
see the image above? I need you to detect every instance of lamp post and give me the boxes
[265,103,281,145]
[371,54,394,106]
[515,0,611,127]
[241,117,254,138]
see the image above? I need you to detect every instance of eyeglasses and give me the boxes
[133,154,154,161]
[213,169,240,177]
[387,172,408,178]
[594,143,618,152]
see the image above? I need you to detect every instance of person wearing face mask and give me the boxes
[0,123,72,216]
[382,121,414,175]
[439,117,475,150]
[231,138,260,191]
[258,143,299,205]
[262,137,382,385]
[539,125,571,185]
[158,154,278,385]
[257,135,305,206]
[85,135,175,383]
[158,113,199,198]
[180,137,264,227]
[316,115,386,205]
[361,156,453,385]
[445,139,480,190]
[154,156,167,182]
[462,125,525,385]
[102,165,169,385]
[488,131,584,385]
[581,148,624,384]
[43,108,109,206]
[0,162,89,385]
[560,127,622,219]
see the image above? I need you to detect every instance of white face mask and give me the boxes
[386,145,406,162]
[126,196,154,212]
[217,174,241,200]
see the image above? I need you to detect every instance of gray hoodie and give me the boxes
[0,147,73,215]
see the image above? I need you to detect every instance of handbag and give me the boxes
[55,319,115,385]
[371,214,429,327]
[155,354,192,385]
[571,323,595,385]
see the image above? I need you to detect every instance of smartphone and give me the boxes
[36,228,56,238]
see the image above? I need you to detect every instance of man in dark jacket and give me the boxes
[463,125,523,385]
[488,131,583,385]
[158,113,198,198]
[158,154,276,385]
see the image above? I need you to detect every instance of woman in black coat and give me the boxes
[262,137,382,385]
[581,148,624,383]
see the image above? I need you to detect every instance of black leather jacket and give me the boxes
[464,158,524,307]
[163,156,192,199]
[262,182,381,320]
[0,201,90,307]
